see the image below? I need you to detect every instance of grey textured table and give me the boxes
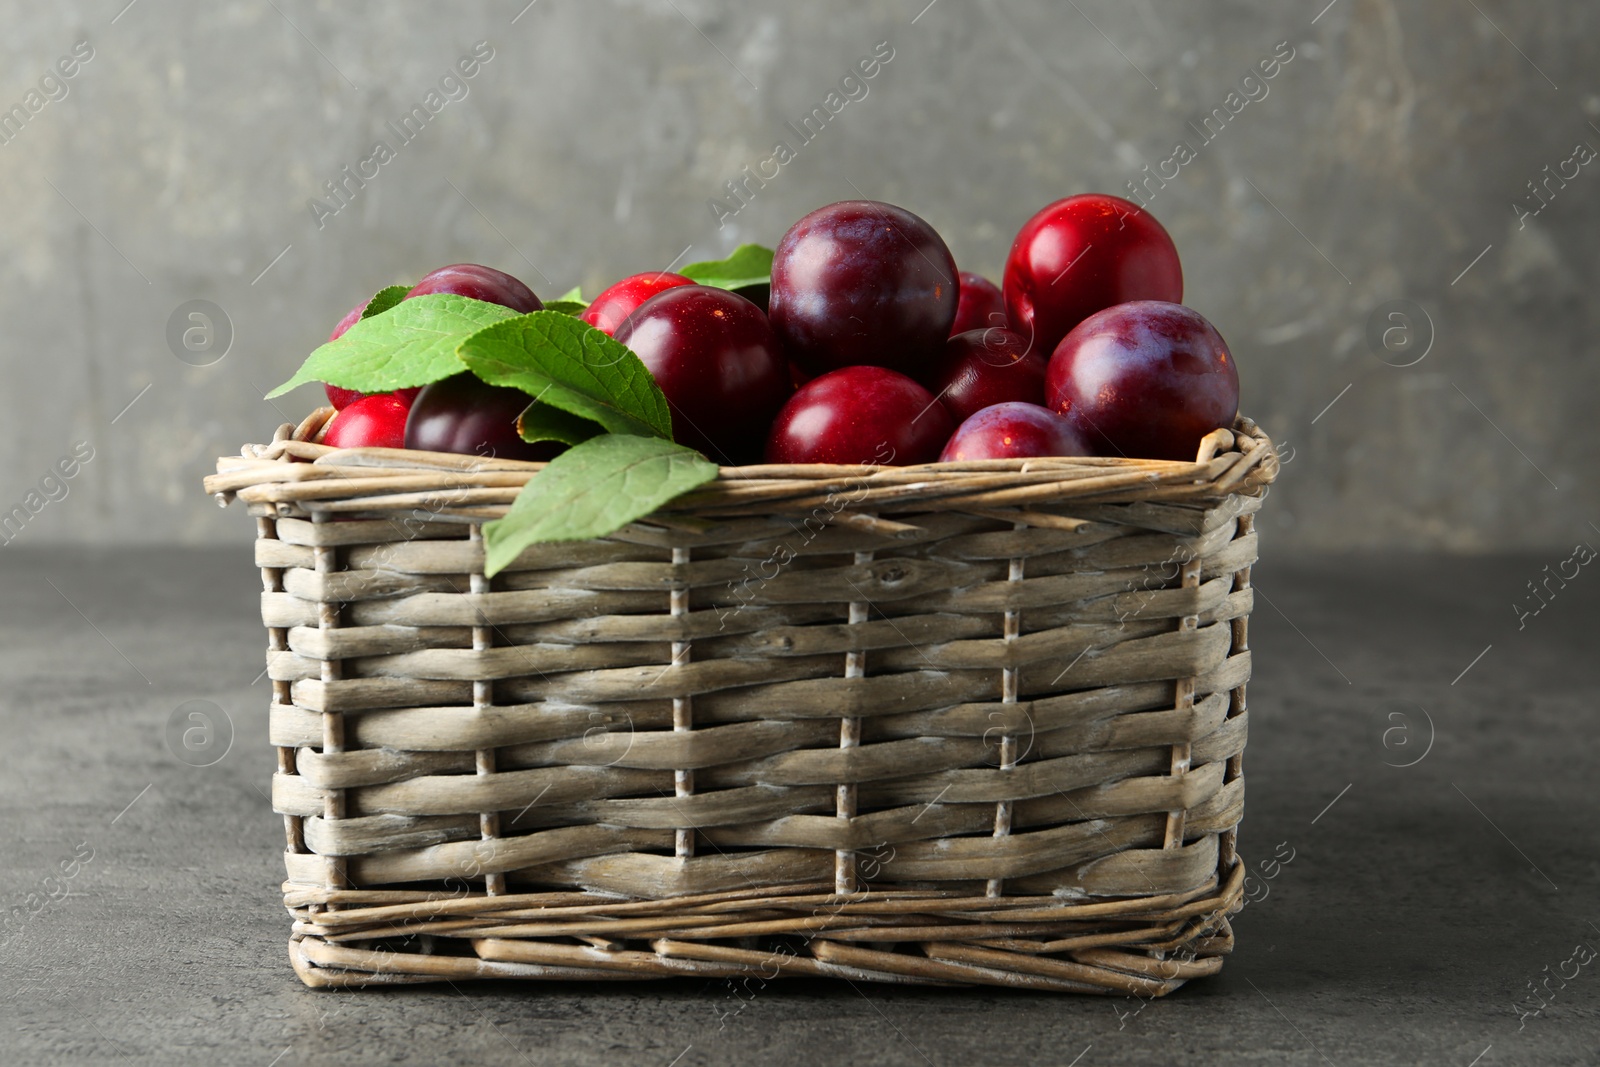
[2,548,1595,1066]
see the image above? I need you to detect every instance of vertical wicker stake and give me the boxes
[1162,556,1204,851]
[1219,512,1253,870]
[311,512,348,897]
[670,546,695,860]
[986,524,1027,899]
[836,546,872,895]
[258,517,307,865]
[468,526,505,895]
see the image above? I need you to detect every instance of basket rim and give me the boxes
[206,412,1277,521]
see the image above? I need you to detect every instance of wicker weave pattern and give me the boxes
[209,413,1276,993]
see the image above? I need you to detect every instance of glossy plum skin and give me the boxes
[939,402,1091,462]
[1003,194,1182,358]
[950,271,1007,335]
[405,263,543,313]
[404,374,559,462]
[580,272,695,336]
[322,394,411,450]
[922,328,1047,424]
[1045,301,1238,461]
[764,365,953,466]
[769,200,958,375]
[614,286,791,464]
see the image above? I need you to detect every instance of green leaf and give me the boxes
[540,300,589,317]
[457,311,674,441]
[360,284,411,320]
[679,244,774,291]
[483,435,718,574]
[267,294,518,398]
[556,286,587,306]
[517,402,603,447]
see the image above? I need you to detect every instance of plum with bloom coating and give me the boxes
[404,374,559,462]
[405,263,543,313]
[939,401,1089,461]
[770,200,957,375]
[950,271,1007,335]
[921,327,1046,424]
[1046,300,1237,461]
[765,365,952,466]
[614,285,790,465]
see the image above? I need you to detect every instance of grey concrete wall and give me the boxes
[1,0,1594,551]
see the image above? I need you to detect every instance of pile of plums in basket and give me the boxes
[318,194,1239,465]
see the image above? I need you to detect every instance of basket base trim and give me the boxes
[284,861,1242,994]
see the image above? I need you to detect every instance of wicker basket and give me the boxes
[207,409,1277,994]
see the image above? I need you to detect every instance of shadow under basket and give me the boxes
[207,411,1278,995]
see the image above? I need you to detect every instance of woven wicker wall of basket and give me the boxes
[207,406,1277,994]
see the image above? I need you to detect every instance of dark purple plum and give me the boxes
[405,263,543,313]
[769,200,957,375]
[613,285,790,464]
[1045,301,1238,461]
[950,271,1007,335]
[733,282,770,315]
[765,365,952,466]
[939,402,1090,462]
[404,374,559,461]
[921,328,1047,424]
